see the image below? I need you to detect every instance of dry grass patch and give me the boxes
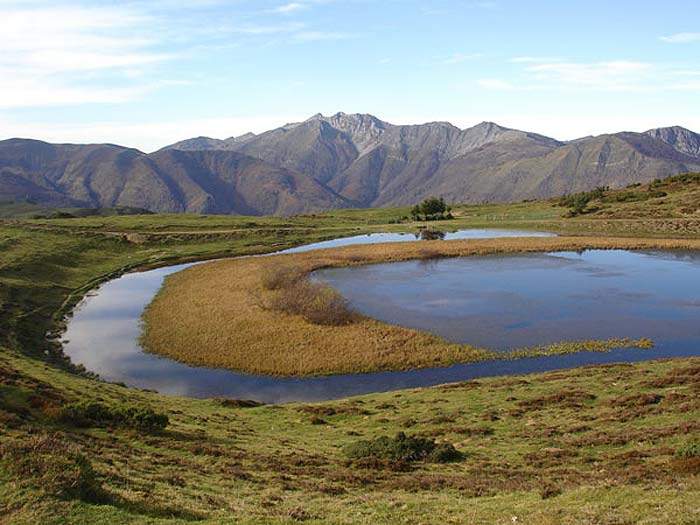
[141,236,700,376]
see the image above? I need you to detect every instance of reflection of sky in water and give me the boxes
[62,233,700,403]
[283,229,555,253]
[318,250,700,350]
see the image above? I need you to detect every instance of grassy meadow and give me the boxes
[2,175,700,523]
[3,347,700,524]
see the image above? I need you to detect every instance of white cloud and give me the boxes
[443,52,482,65]
[421,1,496,15]
[468,1,498,8]
[268,2,308,14]
[478,78,515,90]
[232,22,305,35]
[0,4,172,108]
[0,79,148,109]
[502,58,700,93]
[660,32,700,43]
[510,56,562,63]
[524,60,653,91]
[293,31,352,41]
[673,80,700,90]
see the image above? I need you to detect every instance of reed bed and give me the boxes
[141,236,700,376]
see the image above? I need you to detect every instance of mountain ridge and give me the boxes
[2,114,700,215]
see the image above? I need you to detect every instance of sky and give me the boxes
[1,0,700,152]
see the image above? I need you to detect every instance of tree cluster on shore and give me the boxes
[411,197,453,221]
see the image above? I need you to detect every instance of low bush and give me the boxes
[601,190,667,203]
[344,432,463,464]
[675,443,700,458]
[259,264,304,290]
[0,434,104,502]
[59,400,168,431]
[653,173,700,187]
[117,405,170,431]
[429,443,465,463]
[559,186,608,216]
[266,279,355,326]
[540,483,563,499]
[215,398,263,408]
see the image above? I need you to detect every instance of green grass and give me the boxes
[3,349,700,524]
[2,177,700,523]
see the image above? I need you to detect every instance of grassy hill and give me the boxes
[1,176,700,524]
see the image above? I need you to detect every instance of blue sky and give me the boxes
[1,0,699,151]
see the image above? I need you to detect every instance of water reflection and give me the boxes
[317,250,700,350]
[417,229,446,241]
[282,228,554,253]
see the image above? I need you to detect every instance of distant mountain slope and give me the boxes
[0,139,349,215]
[2,115,700,215]
[165,114,700,207]
[410,131,700,205]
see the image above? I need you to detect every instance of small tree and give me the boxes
[568,195,589,217]
[410,205,422,221]
[411,196,452,221]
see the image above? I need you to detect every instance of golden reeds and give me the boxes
[141,236,700,376]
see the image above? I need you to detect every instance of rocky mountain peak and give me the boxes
[645,126,700,158]
[316,113,388,155]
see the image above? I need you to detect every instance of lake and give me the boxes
[61,231,700,403]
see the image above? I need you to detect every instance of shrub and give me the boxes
[428,443,464,463]
[59,400,114,427]
[0,434,104,502]
[540,483,563,499]
[59,400,168,432]
[266,280,355,326]
[559,186,608,216]
[215,398,263,408]
[675,443,700,458]
[116,405,169,431]
[344,432,462,464]
[259,264,304,290]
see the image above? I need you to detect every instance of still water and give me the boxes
[316,250,700,349]
[62,231,700,402]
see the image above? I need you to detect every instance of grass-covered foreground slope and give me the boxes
[141,236,685,376]
[1,175,700,523]
[4,349,700,525]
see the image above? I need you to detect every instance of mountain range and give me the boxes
[2,113,700,215]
